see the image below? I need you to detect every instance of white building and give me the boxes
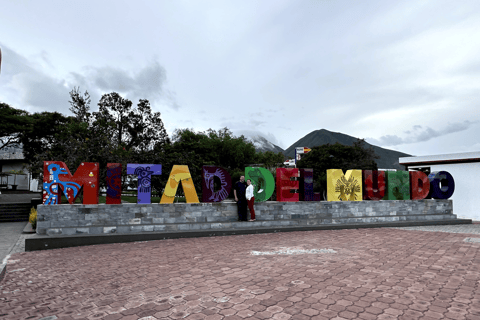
[399,152,480,221]
[0,147,35,191]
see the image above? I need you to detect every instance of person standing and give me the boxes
[234,175,247,221]
[246,179,255,221]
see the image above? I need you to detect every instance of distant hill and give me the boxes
[284,129,411,170]
[248,135,285,154]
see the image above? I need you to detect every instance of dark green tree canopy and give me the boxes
[94,92,170,153]
[255,150,285,169]
[153,128,257,194]
[20,90,171,185]
[0,102,31,152]
[69,87,92,124]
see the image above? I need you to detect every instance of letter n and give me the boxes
[384,171,410,200]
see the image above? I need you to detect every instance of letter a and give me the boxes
[161,165,199,203]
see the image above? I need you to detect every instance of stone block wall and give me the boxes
[36,199,456,236]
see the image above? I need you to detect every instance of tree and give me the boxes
[92,92,170,188]
[20,111,72,176]
[256,150,285,169]
[94,92,170,153]
[152,128,257,195]
[297,139,378,199]
[0,102,30,152]
[21,90,171,188]
[69,87,92,124]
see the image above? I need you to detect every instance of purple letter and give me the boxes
[127,164,162,204]
[202,166,232,202]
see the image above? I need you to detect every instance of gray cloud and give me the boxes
[77,60,174,109]
[11,72,70,112]
[85,62,167,100]
[367,120,478,146]
[232,129,282,147]
[1,44,70,113]
[0,43,177,114]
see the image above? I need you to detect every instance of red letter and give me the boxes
[276,168,299,202]
[409,171,430,200]
[363,170,385,201]
[43,161,99,205]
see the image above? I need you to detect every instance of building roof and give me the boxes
[0,153,24,160]
[0,147,25,160]
[399,151,480,167]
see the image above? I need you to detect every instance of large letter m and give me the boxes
[42,161,99,205]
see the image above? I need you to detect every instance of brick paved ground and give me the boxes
[1,228,480,320]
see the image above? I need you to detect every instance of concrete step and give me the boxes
[0,203,32,222]
[26,217,473,252]
[47,213,462,236]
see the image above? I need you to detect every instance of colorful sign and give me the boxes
[43,161,99,205]
[327,169,362,201]
[106,163,122,204]
[245,167,275,202]
[384,171,410,200]
[363,170,386,200]
[127,164,162,204]
[160,165,199,203]
[299,168,321,201]
[201,166,232,203]
[276,168,299,202]
[295,147,312,163]
[42,161,455,205]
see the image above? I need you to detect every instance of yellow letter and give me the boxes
[160,165,199,203]
[327,169,362,201]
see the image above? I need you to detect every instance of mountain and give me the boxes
[284,129,411,170]
[248,135,285,154]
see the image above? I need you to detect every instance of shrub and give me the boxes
[29,207,37,230]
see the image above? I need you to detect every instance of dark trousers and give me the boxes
[237,199,248,221]
[248,197,255,220]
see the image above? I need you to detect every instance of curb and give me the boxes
[26,218,472,252]
[0,263,5,283]
[23,222,36,234]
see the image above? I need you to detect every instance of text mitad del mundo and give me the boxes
[42,161,454,205]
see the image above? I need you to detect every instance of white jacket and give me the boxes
[246,185,254,201]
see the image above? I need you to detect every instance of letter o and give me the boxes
[428,171,455,199]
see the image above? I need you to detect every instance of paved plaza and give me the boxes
[1,225,480,320]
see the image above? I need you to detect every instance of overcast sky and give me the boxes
[1,0,480,157]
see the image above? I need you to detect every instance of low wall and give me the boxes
[36,199,456,236]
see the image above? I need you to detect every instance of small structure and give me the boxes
[0,172,9,190]
[0,147,32,191]
[399,151,480,221]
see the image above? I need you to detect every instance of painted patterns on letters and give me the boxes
[127,164,162,204]
[161,165,199,203]
[201,166,232,203]
[327,169,362,201]
[43,161,99,205]
[245,167,275,202]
